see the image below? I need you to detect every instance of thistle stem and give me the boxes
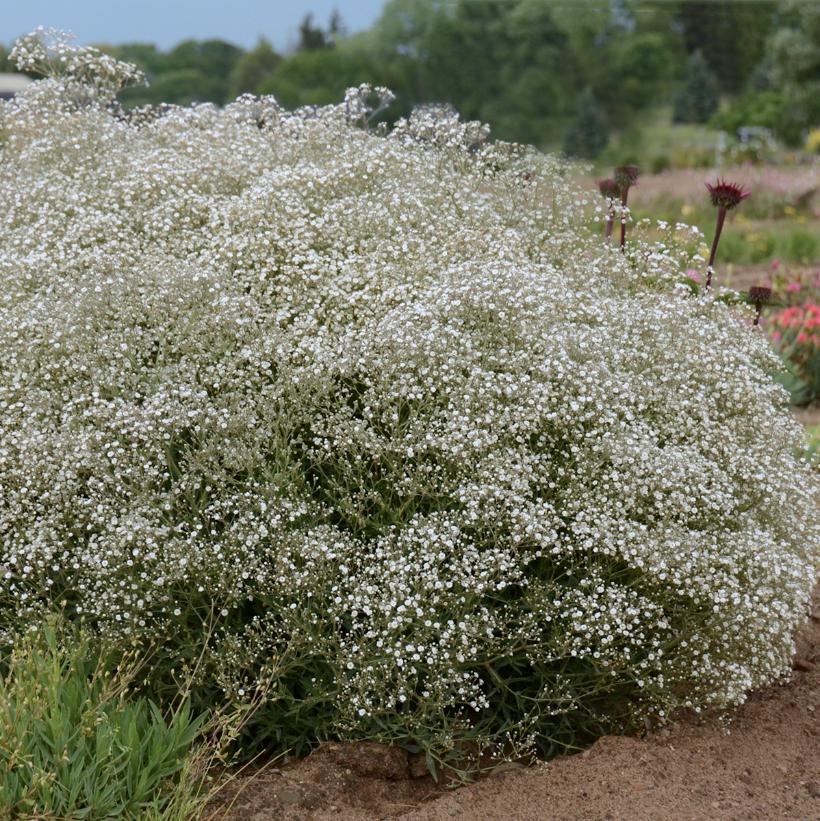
[605,211,614,242]
[619,190,629,252]
[705,206,727,290]
[754,304,763,326]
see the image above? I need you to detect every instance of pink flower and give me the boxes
[685,269,702,283]
[786,282,802,292]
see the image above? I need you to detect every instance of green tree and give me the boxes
[564,88,608,158]
[548,1,685,128]
[298,14,330,51]
[259,43,388,109]
[673,51,719,123]
[766,0,820,141]
[163,39,243,103]
[0,44,12,73]
[369,0,577,145]
[230,38,281,96]
[674,1,776,93]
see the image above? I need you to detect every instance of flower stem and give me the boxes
[705,206,726,290]
[619,190,629,252]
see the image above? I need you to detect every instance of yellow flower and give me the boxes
[681,204,694,217]
[784,205,796,216]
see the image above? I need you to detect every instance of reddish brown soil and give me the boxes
[208,587,820,821]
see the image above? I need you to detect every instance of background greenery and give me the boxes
[2,0,817,157]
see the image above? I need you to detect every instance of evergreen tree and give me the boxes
[230,38,281,96]
[673,51,719,123]
[564,88,608,158]
[298,14,329,51]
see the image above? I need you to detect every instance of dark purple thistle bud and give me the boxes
[597,178,619,199]
[706,179,751,210]
[704,178,750,290]
[613,165,639,251]
[749,285,772,326]
[613,165,640,193]
[597,178,619,242]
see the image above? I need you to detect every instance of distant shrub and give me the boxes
[1,31,818,768]
[564,88,609,159]
[673,52,719,124]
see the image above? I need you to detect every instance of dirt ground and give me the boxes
[209,586,820,821]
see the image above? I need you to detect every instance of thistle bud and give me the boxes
[749,285,772,326]
[612,166,639,251]
[597,178,619,199]
[704,178,750,290]
[613,165,640,193]
[706,179,750,210]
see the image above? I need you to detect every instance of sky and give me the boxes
[1,0,387,52]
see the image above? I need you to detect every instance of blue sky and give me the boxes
[2,0,387,51]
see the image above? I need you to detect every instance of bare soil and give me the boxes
[209,587,820,821]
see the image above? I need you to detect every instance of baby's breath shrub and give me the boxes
[0,32,818,767]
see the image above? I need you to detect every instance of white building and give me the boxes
[0,73,32,100]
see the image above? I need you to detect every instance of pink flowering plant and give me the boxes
[768,302,820,405]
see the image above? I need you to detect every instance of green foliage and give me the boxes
[110,39,243,107]
[716,227,818,267]
[716,90,790,137]
[719,1,820,146]
[805,425,820,463]
[2,0,802,155]
[675,0,776,93]
[596,114,720,171]
[230,39,281,97]
[673,51,719,124]
[0,620,207,820]
[258,44,386,109]
[766,0,820,144]
[564,88,608,159]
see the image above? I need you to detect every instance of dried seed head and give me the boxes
[597,178,619,199]
[613,165,640,192]
[706,179,750,210]
[749,285,773,306]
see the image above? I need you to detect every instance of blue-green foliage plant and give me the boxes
[0,619,206,819]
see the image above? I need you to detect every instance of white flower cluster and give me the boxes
[0,35,817,752]
[11,27,144,98]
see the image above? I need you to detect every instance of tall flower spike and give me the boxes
[597,178,619,243]
[613,165,639,251]
[705,179,750,290]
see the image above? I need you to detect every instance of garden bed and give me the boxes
[210,586,819,820]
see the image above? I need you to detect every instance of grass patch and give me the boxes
[0,620,210,820]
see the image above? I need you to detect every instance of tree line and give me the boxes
[1,0,817,154]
